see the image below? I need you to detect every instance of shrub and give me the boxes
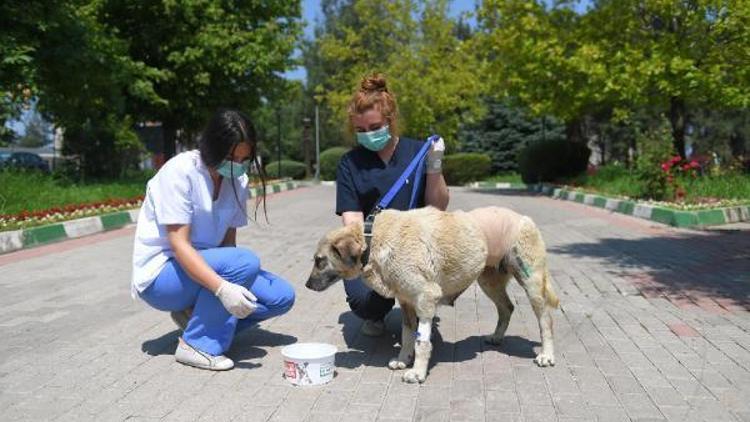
[459,101,566,174]
[634,127,675,200]
[264,160,307,180]
[319,147,349,180]
[442,153,492,185]
[517,139,591,183]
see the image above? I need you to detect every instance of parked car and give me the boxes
[0,151,50,173]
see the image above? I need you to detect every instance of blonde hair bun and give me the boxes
[360,74,388,93]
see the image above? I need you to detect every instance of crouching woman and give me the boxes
[131,109,295,370]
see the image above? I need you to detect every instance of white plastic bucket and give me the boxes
[281,342,337,386]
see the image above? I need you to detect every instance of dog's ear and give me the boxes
[332,236,364,267]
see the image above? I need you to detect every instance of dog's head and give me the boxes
[305,224,367,292]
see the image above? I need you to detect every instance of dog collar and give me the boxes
[361,211,378,266]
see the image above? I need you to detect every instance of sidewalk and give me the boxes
[0,185,748,421]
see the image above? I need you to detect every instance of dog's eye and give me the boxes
[315,255,327,268]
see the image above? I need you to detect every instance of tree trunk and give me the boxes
[729,132,745,158]
[565,119,584,144]
[669,96,687,158]
[303,120,312,178]
[162,119,177,162]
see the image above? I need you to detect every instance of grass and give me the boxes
[481,167,749,210]
[563,165,750,208]
[483,172,523,184]
[0,170,151,216]
[682,173,750,201]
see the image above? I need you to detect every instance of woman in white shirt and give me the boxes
[132,109,295,370]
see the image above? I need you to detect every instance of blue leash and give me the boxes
[361,134,440,266]
[370,134,440,216]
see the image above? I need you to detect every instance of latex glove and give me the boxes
[426,136,445,174]
[215,280,258,318]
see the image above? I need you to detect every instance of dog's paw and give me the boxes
[388,359,408,370]
[483,334,504,345]
[402,369,425,384]
[534,352,555,367]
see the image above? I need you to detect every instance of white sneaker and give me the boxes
[170,309,190,331]
[175,340,234,371]
[361,319,385,337]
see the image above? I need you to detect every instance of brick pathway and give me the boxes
[0,185,748,421]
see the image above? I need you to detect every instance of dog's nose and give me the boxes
[304,278,313,290]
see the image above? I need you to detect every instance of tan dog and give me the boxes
[305,206,559,383]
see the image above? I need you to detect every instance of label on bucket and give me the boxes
[319,363,333,378]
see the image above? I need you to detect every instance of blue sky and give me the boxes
[283,0,591,82]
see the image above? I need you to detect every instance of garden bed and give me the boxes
[472,167,750,228]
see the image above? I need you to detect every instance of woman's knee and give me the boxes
[346,290,394,320]
[269,279,295,313]
[221,247,260,284]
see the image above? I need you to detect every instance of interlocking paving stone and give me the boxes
[1,185,748,421]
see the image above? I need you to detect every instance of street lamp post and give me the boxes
[276,107,281,179]
[314,105,320,181]
[302,117,312,179]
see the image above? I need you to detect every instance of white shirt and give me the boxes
[131,150,249,297]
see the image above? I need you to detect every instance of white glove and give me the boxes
[215,280,258,318]
[426,137,445,174]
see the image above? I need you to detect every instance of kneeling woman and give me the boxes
[131,109,295,370]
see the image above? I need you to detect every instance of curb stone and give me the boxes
[0,180,301,255]
[469,181,750,229]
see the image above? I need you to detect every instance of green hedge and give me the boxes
[319,147,349,181]
[517,139,590,184]
[443,153,492,185]
[265,160,306,180]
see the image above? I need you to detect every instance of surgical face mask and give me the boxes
[216,159,250,178]
[356,125,391,151]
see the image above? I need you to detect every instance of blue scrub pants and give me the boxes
[344,277,395,322]
[139,247,295,356]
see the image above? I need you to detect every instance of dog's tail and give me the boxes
[543,269,560,308]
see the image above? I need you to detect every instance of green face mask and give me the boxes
[356,125,391,151]
[216,160,250,178]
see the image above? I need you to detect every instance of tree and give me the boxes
[2,1,302,177]
[0,1,48,144]
[690,108,749,160]
[99,0,302,159]
[475,0,750,160]
[311,0,486,150]
[475,0,612,144]
[31,1,164,178]
[588,0,750,158]
[252,81,308,165]
[459,99,564,173]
